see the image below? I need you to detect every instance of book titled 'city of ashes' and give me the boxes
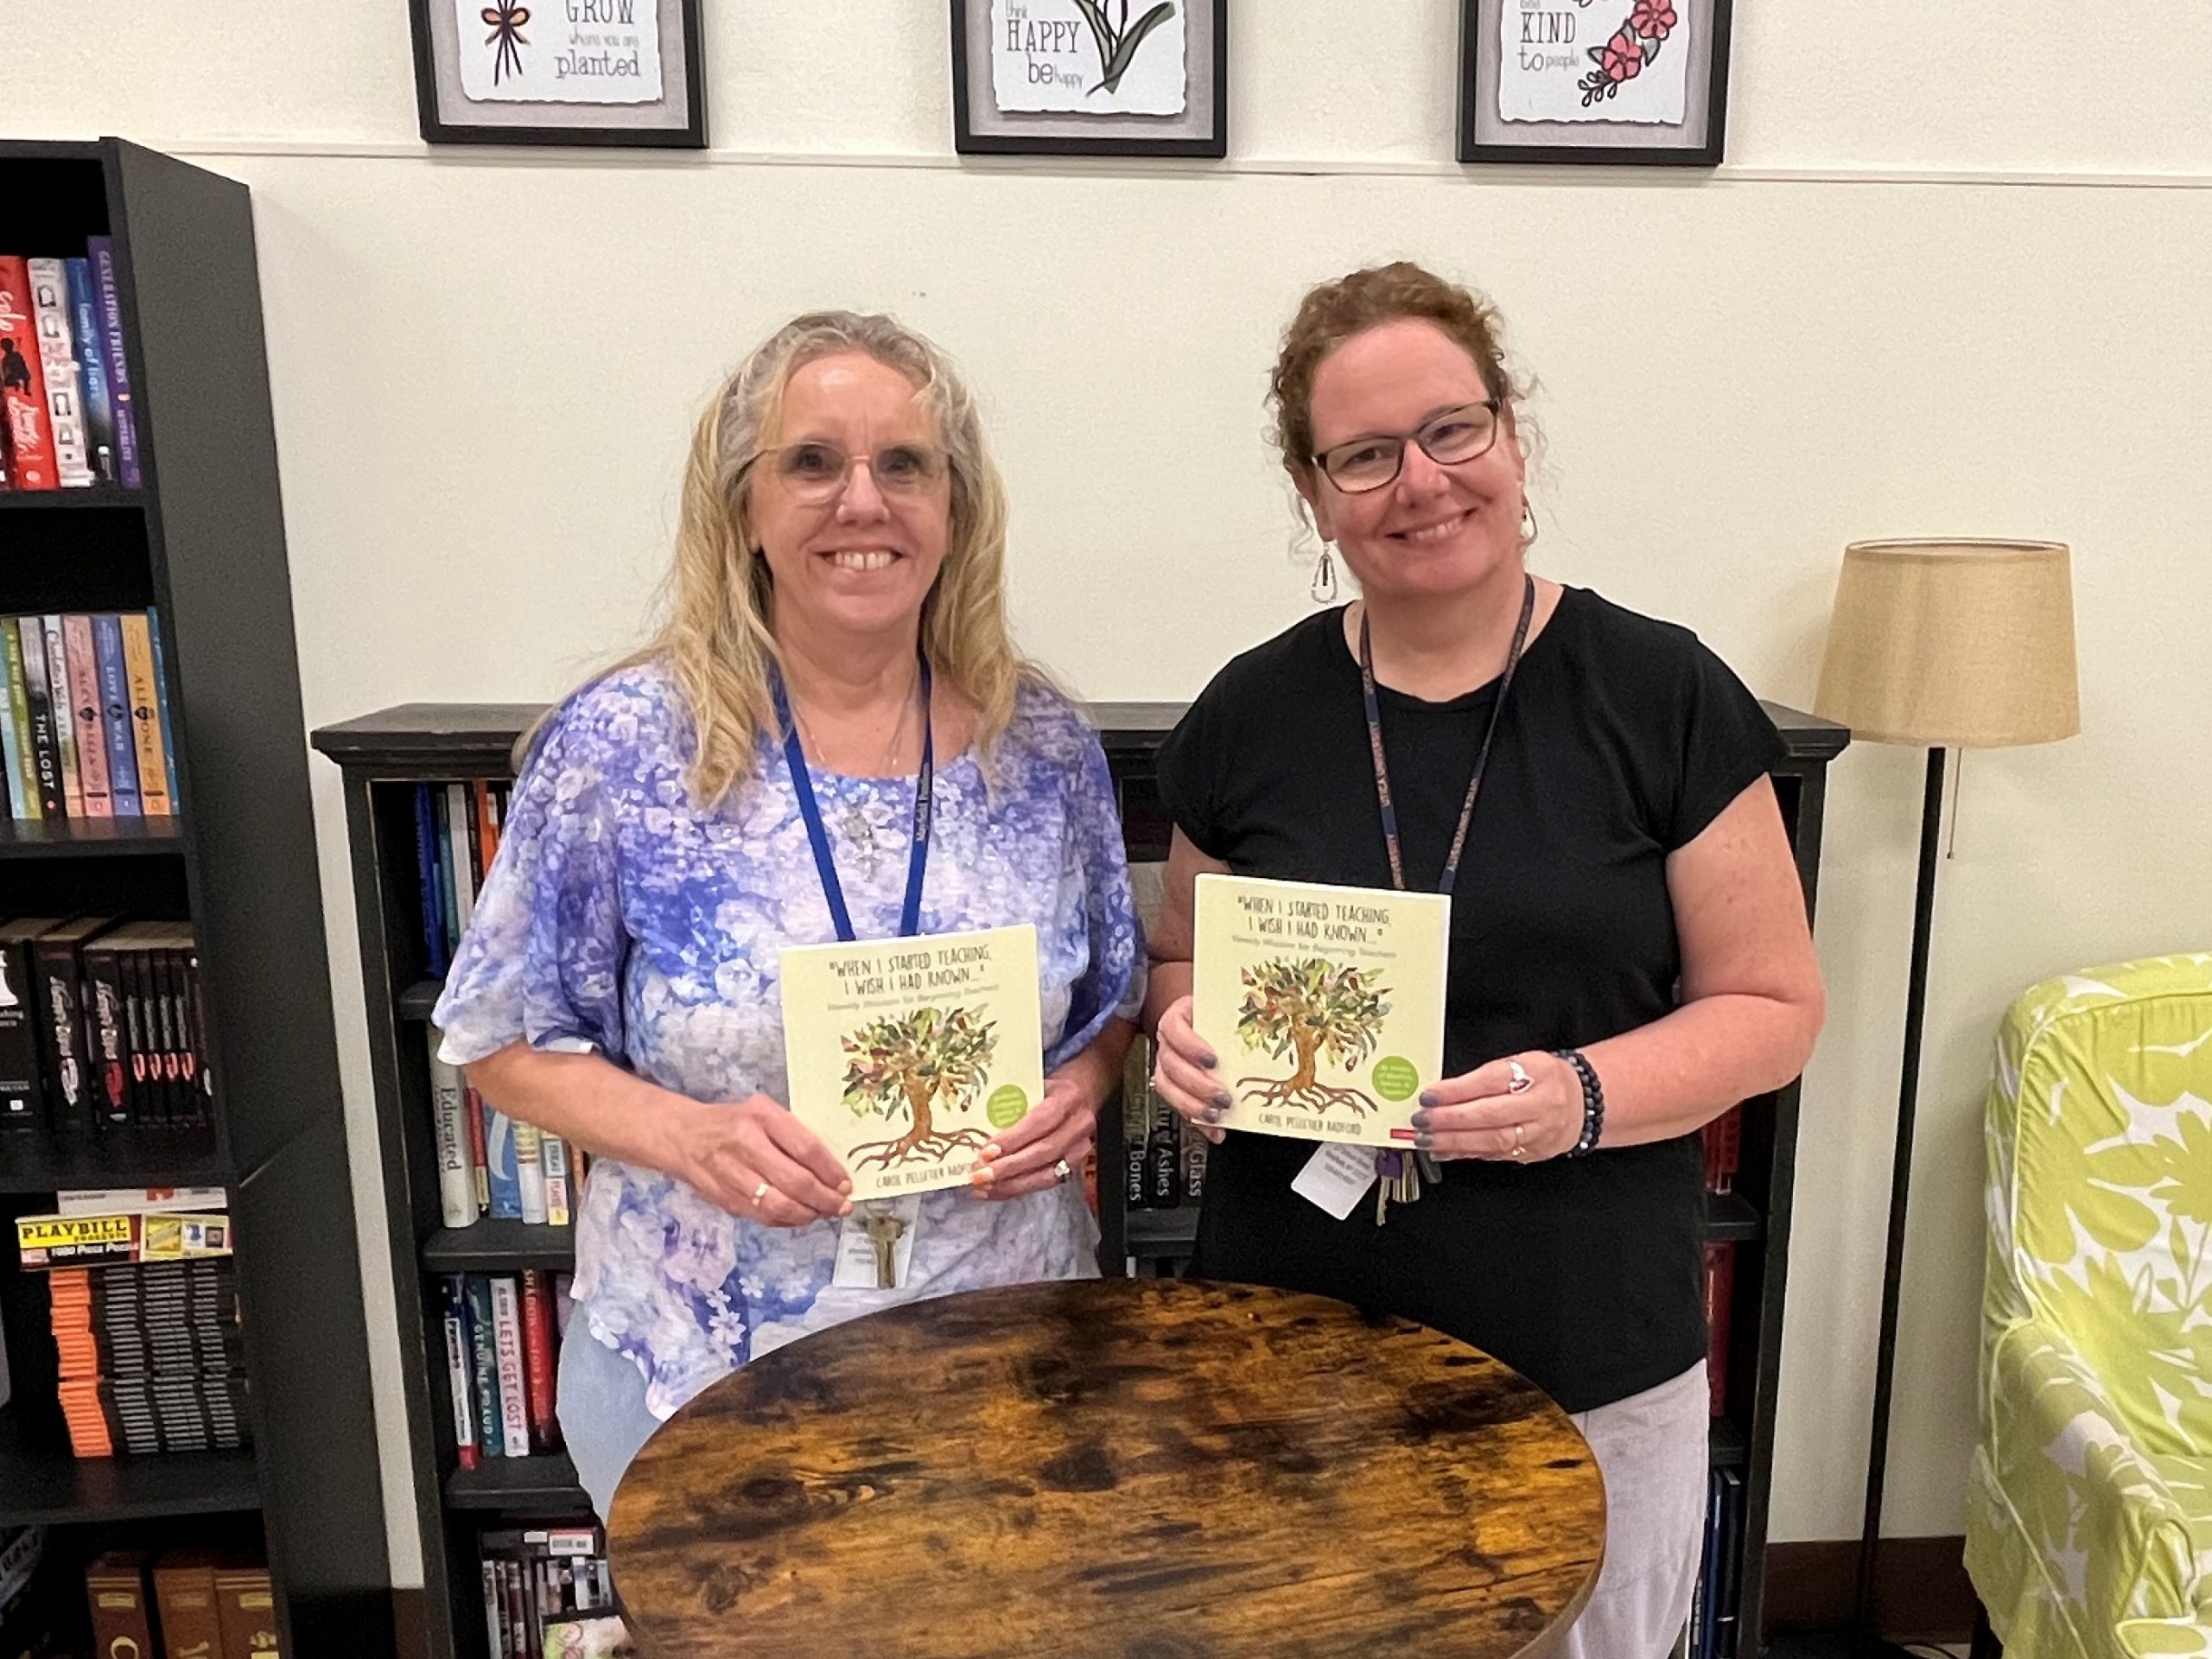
[779,924,1045,1202]
[1192,873,1450,1148]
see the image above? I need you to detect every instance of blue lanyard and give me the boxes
[770,657,934,943]
[1357,575,1534,897]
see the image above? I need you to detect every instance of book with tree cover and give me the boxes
[1192,873,1449,1149]
[779,924,1044,1202]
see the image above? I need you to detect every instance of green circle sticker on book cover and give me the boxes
[1372,1057,1420,1103]
[986,1084,1029,1128]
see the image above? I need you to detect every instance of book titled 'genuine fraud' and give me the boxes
[1192,874,1449,1148]
[779,924,1046,1202]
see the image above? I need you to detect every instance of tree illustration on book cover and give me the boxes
[780,923,1046,1200]
[1193,874,1448,1148]
[1235,958,1391,1119]
[842,1006,999,1171]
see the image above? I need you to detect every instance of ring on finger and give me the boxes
[752,1180,771,1203]
[1507,1059,1534,1096]
[1510,1122,1527,1160]
[1052,1158,1073,1186]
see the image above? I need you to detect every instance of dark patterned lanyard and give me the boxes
[1358,574,1535,896]
[770,656,934,943]
[1359,575,1535,1223]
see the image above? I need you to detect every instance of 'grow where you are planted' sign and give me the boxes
[455,0,664,104]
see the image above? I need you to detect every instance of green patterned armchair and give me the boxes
[1968,954,2212,1658]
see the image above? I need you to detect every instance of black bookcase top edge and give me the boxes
[0,137,107,162]
[315,699,1848,764]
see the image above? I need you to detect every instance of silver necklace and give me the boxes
[788,673,919,880]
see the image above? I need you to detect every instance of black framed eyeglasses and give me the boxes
[1311,400,1503,494]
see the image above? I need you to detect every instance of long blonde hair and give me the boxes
[531,312,1030,806]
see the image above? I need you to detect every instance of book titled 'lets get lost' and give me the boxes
[779,924,1045,1203]
[1192,873,1450,1149]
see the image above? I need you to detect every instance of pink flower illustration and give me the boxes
[1599,28,1646,82]
[1630,0,1678,37]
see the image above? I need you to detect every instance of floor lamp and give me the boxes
[1776,538,2079,1658]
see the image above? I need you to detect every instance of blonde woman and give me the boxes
[435,313,1141,1517]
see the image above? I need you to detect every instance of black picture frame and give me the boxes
[408,0,706,148]
[1458,0,1730,166]
[951,0,1228,159]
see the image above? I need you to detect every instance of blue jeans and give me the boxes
[557,1328,664,1522]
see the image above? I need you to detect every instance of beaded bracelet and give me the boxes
[1553,1048,1605,1158]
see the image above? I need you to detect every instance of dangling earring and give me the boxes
[1291,506,1338,604]
[1310,542,1339,603]
[1519,498,1539,548]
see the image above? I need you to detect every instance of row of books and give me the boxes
[1689,1466,1747,1659]
[0,249,142,493]
[442,1269,570,1466]
[0,918,212,1135]
[1120,1037,1208,1211]
[480,1524,626,1659]
[417,779,509,979]
[0,612,178,823]
[86,1548,277,1659]
[425,1030,586,1230]
[14,1189,244,1459]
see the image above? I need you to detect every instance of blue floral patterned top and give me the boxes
[433,661,1142,1420]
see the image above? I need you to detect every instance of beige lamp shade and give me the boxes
[1814,538,2081,747]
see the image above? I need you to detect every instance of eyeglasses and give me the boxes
[1311,400,1503,494]
[749,441,950,505]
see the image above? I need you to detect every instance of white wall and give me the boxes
[16,0,2212,1588]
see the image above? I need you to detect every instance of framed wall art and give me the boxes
[409,0,706,147]
[1459,0,1730,166]
[951,0,1228,159]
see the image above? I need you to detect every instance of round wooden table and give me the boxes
[610,1278,1605,1659]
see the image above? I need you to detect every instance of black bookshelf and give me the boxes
[0,138,391,1652]
[314,696,1844,1659]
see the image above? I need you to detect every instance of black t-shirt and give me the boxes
[1153,586,1786,1412]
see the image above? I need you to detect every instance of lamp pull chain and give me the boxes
[1945,748,1964,861]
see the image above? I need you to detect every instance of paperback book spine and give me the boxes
[85,238,139,487]
[92,614,139,818]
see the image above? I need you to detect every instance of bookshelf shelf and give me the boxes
[1711,1417,1749,1469]
[0,1122,224,1194]
[1703,1189,1762,1242]
[0,138,391,1653]
[423,1220,575,1273]
[0,815,184,857]
[397,977,443,1021]
[0,1408,261,1525]
[0,490,147,513]
[445,1452,586,1512]
[1125,1206,1198,1259]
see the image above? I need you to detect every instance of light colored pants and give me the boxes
[1554,1361,1712,1659]
[558,1328,664,1522]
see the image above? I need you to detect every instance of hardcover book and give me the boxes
[1191,873,1450,1148]
[779,923,1044,1202]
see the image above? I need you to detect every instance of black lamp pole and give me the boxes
[1770,747,1947,1659]
[1853,744,1949,1649]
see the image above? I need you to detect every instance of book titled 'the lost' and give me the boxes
[779,924,1044,1203]
[1192,873,1450,1149]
